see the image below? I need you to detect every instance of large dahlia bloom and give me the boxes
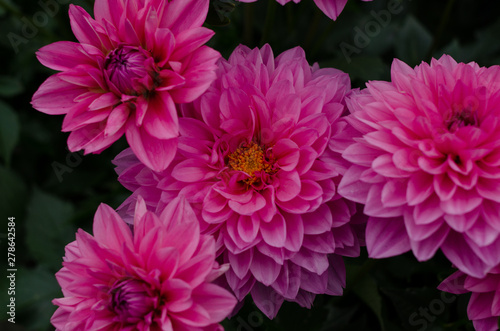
[51,197,236,330]
[439,268,500,331]
[32,0,219,171]
[238,0,372,21]
[338,55,500,278]
[114,45,365,318]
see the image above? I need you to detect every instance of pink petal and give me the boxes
[366,217,411,258]
[125,122,178,172]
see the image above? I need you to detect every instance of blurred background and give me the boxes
[1,0,500,330]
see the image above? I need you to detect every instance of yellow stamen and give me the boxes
[228,142,275,185]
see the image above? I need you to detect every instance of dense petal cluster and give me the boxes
[439,268,500,331]
[32,0,219,171]
[51,197,236,330]
[238,0,372,21]
[114,44,365,318]
[338,55,500,278]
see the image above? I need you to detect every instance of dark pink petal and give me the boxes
[141,92,179,140]
[366,217,411,258]
[260,213,287,247]
[69,5,109,49]
[32,75,87,115]
[276,171,301,202]
[159,0,209,34]
[192,283,237,323]
[37,41,97,71]
[442,232,489,278]
[406,172,434,206]
[125,123,177,172]
[251,283,284,319]
[92,203,133,251]
[250,250,281,286]
[410,225,449,261]
[227,250,253,280]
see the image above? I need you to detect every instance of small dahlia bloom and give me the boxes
[238,0,372,21]
[32,0,219,171]
[338,55,500,278]
[114,44,366,318]
[439,268,500,331]
[51,197,237,330]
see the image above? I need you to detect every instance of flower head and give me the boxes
[114,44,365,318]
[338,55,500,278]
[439,267,500,331]
[32,0,220,171]
[51,197,236,330]
[237,0,372,21]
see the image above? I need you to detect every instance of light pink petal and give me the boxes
[192,283,237,323]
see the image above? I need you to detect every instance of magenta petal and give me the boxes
[192,283,237,323]
[260,213,287,247]
[410,225,449,261]
[141,92,179,140]
[313,0,348,20]
[227,250,253,280]
[437,271,468,294]
[250,283,284,319]
[250,250,281,286]
[441,232,489,278]
[37,41,96,71]
[125,123,177,172]
[32,75,86,115]
[160,0,209,34]
[92,203,133,251]
[366,217,411,258]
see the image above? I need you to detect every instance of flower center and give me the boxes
[228,141,276,185]
[108,278,157,324]
[104,45,155,95]
[445,107,479,132]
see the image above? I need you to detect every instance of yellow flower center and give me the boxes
[228,141,275,185]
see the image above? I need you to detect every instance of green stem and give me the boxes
[259,0,277,46]
[303,7,323,53]
[426,0,457,60]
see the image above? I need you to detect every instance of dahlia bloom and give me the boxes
[114,44,366,318]
[439,268,500,331]
[338,55,500,278]
[32,0,219,171]
[238,0,372,21]
[51,197,237,330]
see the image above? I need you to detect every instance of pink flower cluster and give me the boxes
[32,0,500,329]
[114,44,366,318]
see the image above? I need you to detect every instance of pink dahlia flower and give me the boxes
[439,268,500,331]
[338,55,500,278]
[51,197,237,330]
[114,44,366,318]
[32,0,220,171]
[238,0,372,21]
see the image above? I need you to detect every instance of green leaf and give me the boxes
[349,264,386,331]
[0,100,20,166]
[25,189,76,271]
[396,15,432,66]
[0,76,23,97]
[323,56,389,84]
[0,165,26,221]
[15,266,61,330]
